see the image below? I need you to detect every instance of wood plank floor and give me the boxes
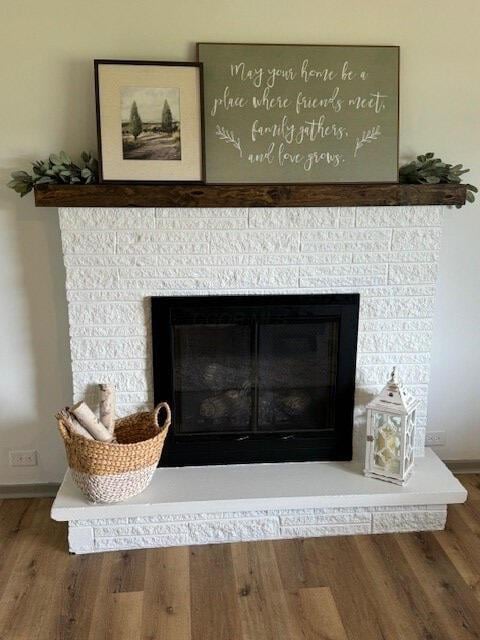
[0,475,479,640]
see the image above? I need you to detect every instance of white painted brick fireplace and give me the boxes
[52,204,467,553]
[60,205,444,460]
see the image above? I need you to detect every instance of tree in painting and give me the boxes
[161,99,173,133]
[129,101,143,141]
[121,87,181,160]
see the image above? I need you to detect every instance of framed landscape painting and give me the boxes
[197,43,399,184]
[95,60,204,182]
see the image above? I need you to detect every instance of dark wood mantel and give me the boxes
[34,183,466,208]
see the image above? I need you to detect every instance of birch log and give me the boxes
[99,383,116,434]
[55,409,94,440]
[70,401,114,442]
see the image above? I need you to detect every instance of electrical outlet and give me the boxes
[425,431,446,447]
[9,450,38,467]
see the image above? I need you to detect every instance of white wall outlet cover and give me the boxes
[9,450,38,466]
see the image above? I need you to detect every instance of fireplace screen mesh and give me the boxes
[257,322,338,431]
[174,323,253,433]
[152,294,358,466]
[173,319,338,435]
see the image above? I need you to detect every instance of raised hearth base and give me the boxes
[51,449,466,554]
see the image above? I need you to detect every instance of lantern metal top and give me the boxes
[366,367,419,415]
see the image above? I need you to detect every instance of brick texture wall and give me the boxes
[59,206,444,461]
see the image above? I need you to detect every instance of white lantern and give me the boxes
[364,368,419,485]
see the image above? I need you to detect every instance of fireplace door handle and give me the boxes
[236,436,250,441]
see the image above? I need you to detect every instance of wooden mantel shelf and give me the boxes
[34,183,466,209]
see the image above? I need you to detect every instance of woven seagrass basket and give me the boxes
[58,402,171,504]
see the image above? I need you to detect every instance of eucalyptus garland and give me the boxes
[7,149,476,209]
[8,151,98,197]
[399,152,477,207]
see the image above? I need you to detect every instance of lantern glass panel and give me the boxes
[372,411,402,474]
[404,410,415,469]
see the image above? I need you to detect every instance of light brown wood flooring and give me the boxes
[1,474,480,640]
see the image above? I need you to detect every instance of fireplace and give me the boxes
[152,294,359,466]
[55,206,468,554]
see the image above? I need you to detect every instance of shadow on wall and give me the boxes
[0,171,72,483]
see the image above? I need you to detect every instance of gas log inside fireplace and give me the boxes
[152,294,359,466]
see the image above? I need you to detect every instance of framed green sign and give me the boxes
[197,43,399,184]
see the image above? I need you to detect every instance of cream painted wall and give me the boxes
[1,0,479,483]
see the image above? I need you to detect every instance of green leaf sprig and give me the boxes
[8,151,98,197]
[399,152,477,208]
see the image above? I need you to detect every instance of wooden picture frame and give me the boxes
[197,43,400,184]
[95,60,205,183]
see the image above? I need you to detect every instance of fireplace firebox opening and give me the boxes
[152,294,359,467]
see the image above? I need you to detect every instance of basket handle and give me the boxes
[57,418,72,443]
[154,402,172,431]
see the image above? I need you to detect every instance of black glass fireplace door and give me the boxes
[152,294,359,467]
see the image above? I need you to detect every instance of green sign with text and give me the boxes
[198,43,399,183]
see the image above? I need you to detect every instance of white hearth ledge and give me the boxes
[52,449,466,554]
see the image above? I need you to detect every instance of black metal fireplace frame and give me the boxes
[152,293,359,467]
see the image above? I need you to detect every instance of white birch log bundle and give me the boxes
[55,408,94,440]
[99,383,116,434]
[70,401,114,442]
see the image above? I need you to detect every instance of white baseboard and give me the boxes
[0,483,60,499]
[445,460,480,474]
